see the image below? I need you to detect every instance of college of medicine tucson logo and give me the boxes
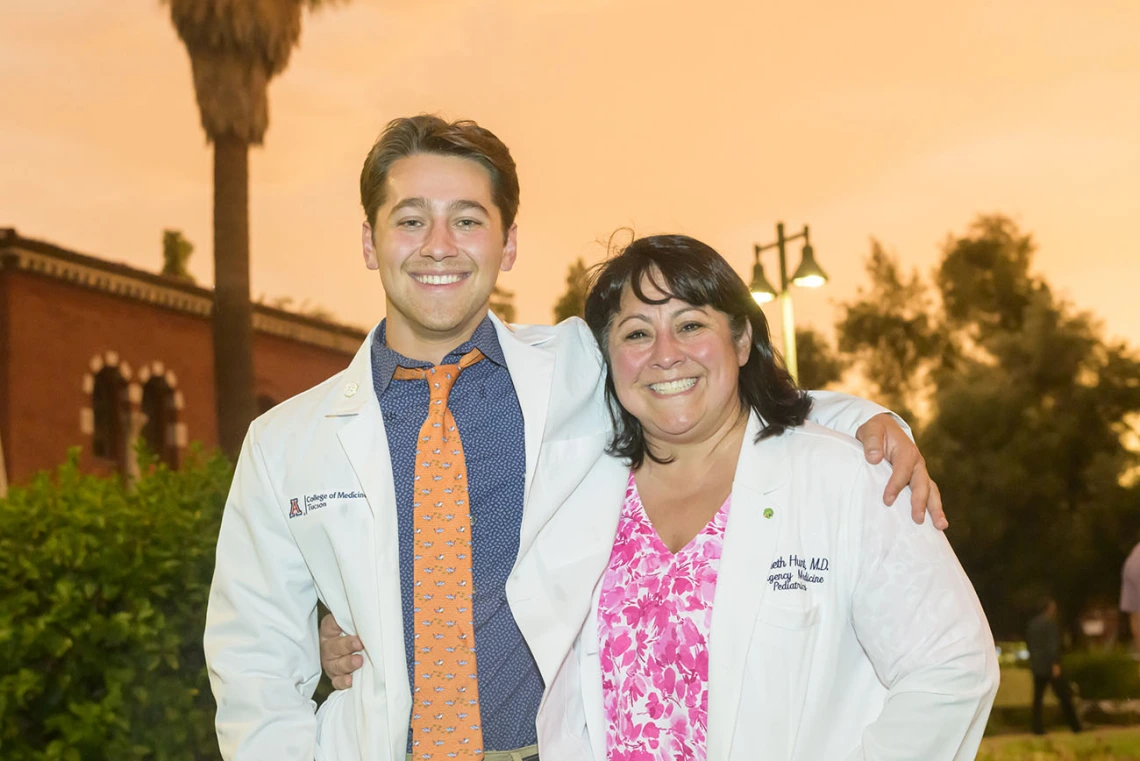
[289,498,303,519]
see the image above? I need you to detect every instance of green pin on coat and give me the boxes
[763,507,774,519]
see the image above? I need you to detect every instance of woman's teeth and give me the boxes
[649,378,697,395]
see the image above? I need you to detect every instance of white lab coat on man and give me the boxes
[548,414,999,761]
[204,315,904,761]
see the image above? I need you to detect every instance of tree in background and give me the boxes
[836,240,944,423]
[165,0,339,458]
[553,257,590,322]
[937,215,1038,339]
[794,327,847,390]
[490,284,517,324]
[161,229,195,283]
[923,217,1140,636]
[839,215,1140,637]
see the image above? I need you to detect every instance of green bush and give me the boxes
[0,447,232,761]
[1062,648,1140,700]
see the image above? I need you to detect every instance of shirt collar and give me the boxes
[371,315,507,396]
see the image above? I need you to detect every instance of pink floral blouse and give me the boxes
[597,471,730,761]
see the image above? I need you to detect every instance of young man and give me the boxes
[204,115,943,761]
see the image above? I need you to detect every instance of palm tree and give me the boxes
[165,0,337,457]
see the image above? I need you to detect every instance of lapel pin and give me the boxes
[763,507,774,519]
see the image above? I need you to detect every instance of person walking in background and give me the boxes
[1026,597,1082,735]
[1122,541,1140,654]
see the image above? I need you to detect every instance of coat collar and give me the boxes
[730,412,792,497]
[321,323,404,754]
[707,412,791,761]
[488,313,556,554]
[325,322,382,418]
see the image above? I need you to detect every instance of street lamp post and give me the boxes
[750,222,829,384]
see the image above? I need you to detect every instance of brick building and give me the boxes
[0,228,369,490]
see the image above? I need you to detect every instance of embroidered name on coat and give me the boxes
[767,553,830,591]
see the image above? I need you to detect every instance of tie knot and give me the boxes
[393,347,485,405]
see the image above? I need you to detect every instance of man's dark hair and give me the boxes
[583,234,811,468]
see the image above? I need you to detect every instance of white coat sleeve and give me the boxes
[846,463,999,761]
[804,390,914,442]
[204,428,321,761]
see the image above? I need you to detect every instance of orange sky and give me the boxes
[3,0,1138,349]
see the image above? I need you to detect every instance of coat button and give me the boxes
[344,382,359,397]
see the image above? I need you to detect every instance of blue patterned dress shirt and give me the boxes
[371,317,541,752]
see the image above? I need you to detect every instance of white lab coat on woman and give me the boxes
[550,414,999,761]
[203,316,902,761]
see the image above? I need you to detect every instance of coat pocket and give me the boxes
[737,603,820,757]
[314,688,361,760]
[756,602,819,631]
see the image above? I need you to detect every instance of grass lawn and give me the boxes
[978,727,1140,760]
[997,668,1060,708]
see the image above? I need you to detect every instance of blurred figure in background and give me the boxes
[1026,597,1082,736]
[1122,541,1140,654]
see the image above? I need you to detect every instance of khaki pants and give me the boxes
[407,745,539,761]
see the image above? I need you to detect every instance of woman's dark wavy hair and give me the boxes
[583,233,811,468]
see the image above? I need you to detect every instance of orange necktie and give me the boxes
[394,348,485,760]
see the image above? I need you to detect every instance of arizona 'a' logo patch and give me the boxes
[289,498,303,518]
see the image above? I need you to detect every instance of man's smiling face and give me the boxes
[362,152,517,360]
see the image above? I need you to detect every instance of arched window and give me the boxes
[92,367,126,463]
[141,377,178,468]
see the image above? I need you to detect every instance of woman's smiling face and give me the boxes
[606,272,752,450]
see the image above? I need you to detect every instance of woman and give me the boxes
[569,234,996,760]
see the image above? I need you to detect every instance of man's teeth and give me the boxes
[414,273,465,285]
[649,378,697,395]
